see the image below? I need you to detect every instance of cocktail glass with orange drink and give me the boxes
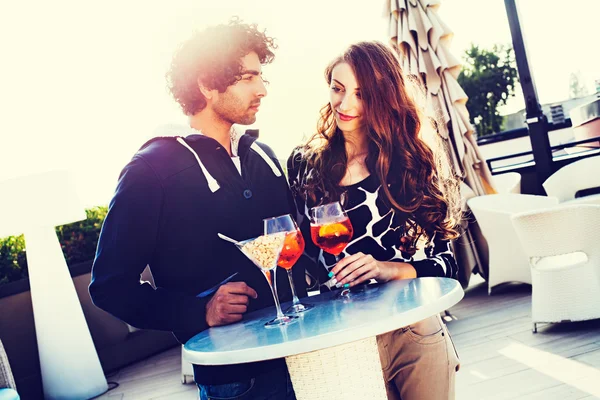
[264,214,314,315]
[309,201,355,297]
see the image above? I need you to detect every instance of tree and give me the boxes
[457,44,519,137]
[569,71,589,99]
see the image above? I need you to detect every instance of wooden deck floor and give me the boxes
[447,275,600,399]
[97,276,600,399]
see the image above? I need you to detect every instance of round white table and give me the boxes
[184,277,464,399]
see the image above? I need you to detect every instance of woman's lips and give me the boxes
[337,112,357,122]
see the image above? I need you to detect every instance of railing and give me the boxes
[477,119,573,147]
[485,136,600,174]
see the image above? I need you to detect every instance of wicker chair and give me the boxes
[543,156,600,203]
[493,172,521,194]
[467,194,560,294]
[511,204,600,333]
[0,339,19,400]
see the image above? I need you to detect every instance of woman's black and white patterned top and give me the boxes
[287,148,458,289]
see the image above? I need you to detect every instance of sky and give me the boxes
[440,0,600,113]
[1,0,598,208]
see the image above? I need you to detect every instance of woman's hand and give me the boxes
[329,252,417,288]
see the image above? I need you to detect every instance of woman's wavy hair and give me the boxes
[303,41,461,246]
[166,17,276,116]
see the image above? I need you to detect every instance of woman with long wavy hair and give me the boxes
[287,41,462,400]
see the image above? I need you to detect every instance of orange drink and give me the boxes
[278,230,305,269]
[310,218,353,256]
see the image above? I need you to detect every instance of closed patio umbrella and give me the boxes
[385,0,497,285]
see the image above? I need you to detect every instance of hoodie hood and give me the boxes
[153,123,243,156]
[151,124,281,194]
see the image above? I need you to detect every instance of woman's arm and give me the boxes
[330,233,458,288]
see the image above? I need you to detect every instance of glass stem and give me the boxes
[265,270,285,319]
[334,253,351,294]
[287,269,300,305]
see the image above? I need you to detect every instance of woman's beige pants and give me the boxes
[377,315,460,400]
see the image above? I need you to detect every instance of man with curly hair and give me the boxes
[90,19,302,399]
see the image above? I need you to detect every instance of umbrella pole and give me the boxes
[504,0,553,192]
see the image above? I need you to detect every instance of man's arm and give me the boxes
[89,156,210,332]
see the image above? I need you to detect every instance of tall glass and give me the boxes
[236,232,297,327]
[309,201,355,297]
[264,214,314,315]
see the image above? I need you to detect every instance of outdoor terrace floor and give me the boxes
[96,275,600,399]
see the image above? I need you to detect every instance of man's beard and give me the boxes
[213,94,256,125]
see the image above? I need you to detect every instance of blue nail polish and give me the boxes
[328,271,334,278]
[343,283,350,288]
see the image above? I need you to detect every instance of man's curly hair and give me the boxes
[166,17,276,116]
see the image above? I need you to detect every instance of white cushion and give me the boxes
[563,193,600,206]
[532,251,588,271]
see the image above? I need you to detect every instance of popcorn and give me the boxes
[240,232,286,271]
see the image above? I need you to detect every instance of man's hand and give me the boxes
[205,282,258,327]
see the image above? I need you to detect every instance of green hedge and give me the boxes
[0,206,108,286]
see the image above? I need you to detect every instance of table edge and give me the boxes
[184,280,464,366]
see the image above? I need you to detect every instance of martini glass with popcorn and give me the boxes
[236,232,298,327]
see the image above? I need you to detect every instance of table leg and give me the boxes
[285,336,387,400]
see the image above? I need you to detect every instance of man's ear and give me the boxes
[198,78,216,101]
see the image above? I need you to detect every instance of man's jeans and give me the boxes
[197,365,296,400]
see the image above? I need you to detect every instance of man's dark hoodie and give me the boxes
[89,126,307,385]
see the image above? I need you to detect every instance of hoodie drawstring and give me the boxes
[176,137,221,193]
[176,138,282,193]
[250,143,282,177]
